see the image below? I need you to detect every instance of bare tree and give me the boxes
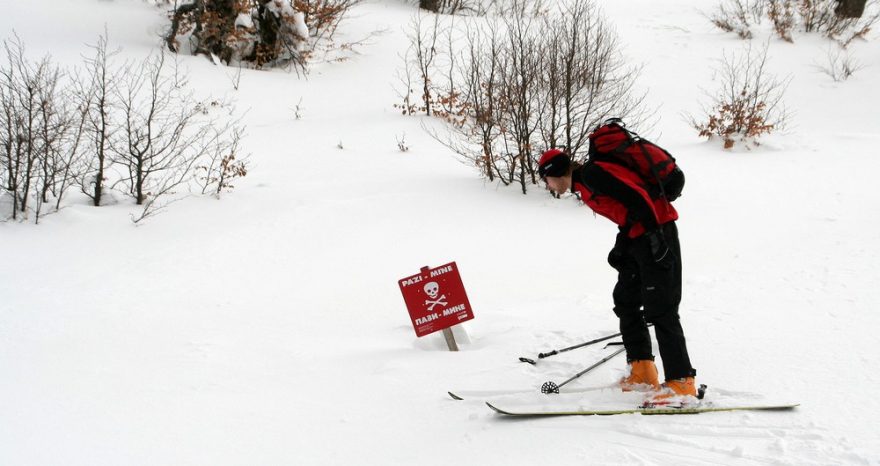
[114,51,225,208]
[404,13,443,117]
[410,0,650,193]
[498,15,544,193]
[32,58,73,223]
[0,36,87,223]
[110,50,247,222]
[76,32,119,207]
[0,37,54,220]
[52,96,89,213]
[456,20,505,183]
[0,38,27,219]
[128,117,229,224]
[1,32,250,224]
[539,0,648,160]
[0,64,11,215]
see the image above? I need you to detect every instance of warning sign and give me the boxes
[398,262,474,337]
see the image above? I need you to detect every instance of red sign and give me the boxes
[399,262,474,337]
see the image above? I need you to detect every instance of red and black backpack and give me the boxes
[588,118,685,201]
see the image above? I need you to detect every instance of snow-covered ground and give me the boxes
[2,0,879,464]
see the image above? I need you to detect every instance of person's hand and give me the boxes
[646,230,671,265]
[608,234,631,270]
[608,247,626,270]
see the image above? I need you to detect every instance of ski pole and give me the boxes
[519,324,651,365]
[541,346,626,394]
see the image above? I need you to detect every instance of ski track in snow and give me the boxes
[608,418,868,465]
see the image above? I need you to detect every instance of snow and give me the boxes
[2,0,880,464]
[292,11,309,40]
[235,12,254,30]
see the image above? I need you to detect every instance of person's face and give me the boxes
[544,175,570,195]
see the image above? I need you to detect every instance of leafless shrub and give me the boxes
[767,0,797,41]
[2,32,249,224]
[420,0,547,16]
[817,45,864,80]
[711,0,879,46]
[0,36,42,221]
[537,0,648,159]
[113,51,198,206]
[796,0,879,44]
[227,62,244,90]
[497,16,546,193]
[74,32,120,207]
[197,125,248,198]
[486,0,549,16]
[0,35,87,223]
[396,133,410,152]
[291,97,304,119]
[688,43,791,149]
[395,13,445,117]
[827,2,880,46]
[46,89,90,217]
[297,0,361,47]
[707,0,764,38]
[432,19,504,182]
[31,63,84,223]
[799,0,843,31]
[412,0,649,193]
[394,44,420,117]
[112,51,247,221]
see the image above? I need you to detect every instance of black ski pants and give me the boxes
[608,221,696,381]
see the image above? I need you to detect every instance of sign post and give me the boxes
[441,328,459,352]
[398,262,474,351]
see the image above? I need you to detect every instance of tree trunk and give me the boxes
[420,0,440,12]
[166,1,202,52]
[836,0,867,18]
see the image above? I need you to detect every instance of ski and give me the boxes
[448,383,618,401]
[448,389,533,400]
[486,401,799,416]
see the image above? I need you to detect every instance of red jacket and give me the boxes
[572,161,678,238]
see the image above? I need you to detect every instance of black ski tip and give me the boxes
[519,357,537,365]
[448,391,464,401]
[486,402,515,415]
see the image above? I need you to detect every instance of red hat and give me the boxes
[538,149,570,178]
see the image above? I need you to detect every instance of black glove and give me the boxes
[607,233,630,270]
[646,230,671,264]
[608,247,626,270]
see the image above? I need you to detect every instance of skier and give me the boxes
[537,135,697,400]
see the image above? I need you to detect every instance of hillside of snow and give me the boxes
[2,0,879,464]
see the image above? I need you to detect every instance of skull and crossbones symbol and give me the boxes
[424,282,447,311]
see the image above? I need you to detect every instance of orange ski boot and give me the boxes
[620,360,661,392]
[648,377,698,404]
